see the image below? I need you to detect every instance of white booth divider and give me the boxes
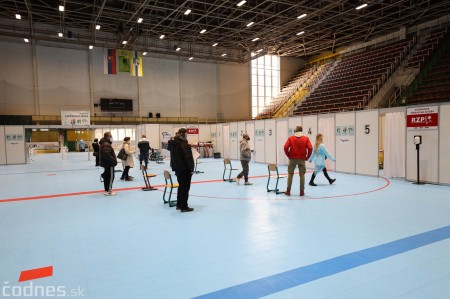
[4,126,26,164]
[288,116,302,136]
[318,116,335,171]
[264,119,277,164]
[335,112,356,174]
[383,110,406,178]
[406,106,439,183]
[216,124,224,158]
[186,124,199,144]
[210,124,218,155]
[142,124,160,150]
[254,120,265,163]
[302,115,317,169]
[199,124,211,142]
[356,110,379,176]
[237,121,246,157]
[223,124,230,159]
[0,126,7,165]
[159,124,174,152]
[246,122,255,161]
[439,104,450,185]
[276,119,288,165]
[229,122,239,160]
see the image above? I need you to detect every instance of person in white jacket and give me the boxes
[308,133,336,186]
[120,137,136,181]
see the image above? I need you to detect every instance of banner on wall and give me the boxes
[61,111,90,126]
[407,106,439,130]
[118,50,130,72]
[187,127,199,134]
[104,49,117,75]
[130,51,143,77]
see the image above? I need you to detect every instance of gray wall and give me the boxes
[0,39,251,120]
[280,56,306,88]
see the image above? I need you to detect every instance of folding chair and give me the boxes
[163,170,179,207]
[193,158,204,174]
[141,165,157,191]
[267,164,288,194]
[223,158,239,182]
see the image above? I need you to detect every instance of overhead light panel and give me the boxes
[58,32,63,37]
[252,37,259,41]
[15,14,21,20]
[212,43,218,47]
[189,57,193,60]
[95,24,101,30]
[159,34,165,39]
[89,45,93,49]
[176,47,181,51]
[24,38,29,43]
[297,14,307,19]
[246,22,254,27]
[137,18,143,23]
[296,31,305,36]
[356,4,368,10]
[237,1,246,7]
[59,5,64,12]
[200,29,207,34]
[122,41,127,45]
[143,52,147,55]
[256,49,263,53]
[184,9,191,15]
[221,53,227,56]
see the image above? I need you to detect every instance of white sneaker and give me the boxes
[244,181,253,185]
[105,191,117,196]
[103,191,109,196]
[236,177,242,184]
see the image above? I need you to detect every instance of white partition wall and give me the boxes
[439,104,450,184]
[143,124,160,150]
[199,124,211,142]
[264,119,277,164]
[5,126,26,164]
[159,124,174,150]
[276,119,288,165]
[229,122,239,160]
[216,124,224,157]
[335,112,356,174]
[245,122,255,161]
[210,124,218,154]
[254,120,265,163]
[0,126,6,165]
[318,116,335,171]
[302,115,317,169]
[288,116,302,136]
[384,111,406,178]
[223,125,230,159]
[355,110,379,176]
[186,124,199,144]
[406,106,439,183]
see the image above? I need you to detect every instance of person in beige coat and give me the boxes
[120,137,135,181]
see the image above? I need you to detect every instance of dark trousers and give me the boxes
[237,160,250,182]
[95,154,100,166]
[121,166,130,179]
[176,171,192,209]
[139,153,149,167]
[103,166,115,192]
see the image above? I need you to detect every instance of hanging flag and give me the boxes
[130,51,143,77]
[118,50,131,72]
[104,49,117,75]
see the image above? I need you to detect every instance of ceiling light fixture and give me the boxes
[237,1,246,7]
[58,32,63,37]
[221,53,227,56]
[159,34,165,39]
[212,43,218,46]
[256,49,263,53]
[184,9,191,15]
[137,18,143,23]
[252,37,259,41]
[122,41,127,45]
[59,5,64,12]
[176,47,181,51]
[189,57,193,60]
[297,13,307,19]
[95,24,101,30]
[296,31,305,36]
[24,38,29,43]
[89,45,93,49]
[200,29,207,34]
[356,4,368,10]
[143,52,147,55]
[15,14,21,20]
[246,22,254,27]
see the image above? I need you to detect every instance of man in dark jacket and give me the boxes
[138,134,150,168]
[171,128,195,212]
[100,132,118,196]
[92,138,100,166]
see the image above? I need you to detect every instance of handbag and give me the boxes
[117,148,128,160]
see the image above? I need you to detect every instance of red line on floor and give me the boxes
[18,266,53,282]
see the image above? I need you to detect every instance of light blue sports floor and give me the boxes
[1,153,450,299]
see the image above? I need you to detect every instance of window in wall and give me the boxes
[251,54,280,118]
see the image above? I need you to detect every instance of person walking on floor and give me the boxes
[100,132,117,196]
[138,134,150,168]
[120,137,135,181]
[283,126,313,196]
[171,128,195,212]
[92,138,100,166]
[235,133,253,185]
[309,133,336,186]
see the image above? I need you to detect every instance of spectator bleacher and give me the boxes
[404,28,447,69]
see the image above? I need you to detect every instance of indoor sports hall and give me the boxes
[1,1,450,298]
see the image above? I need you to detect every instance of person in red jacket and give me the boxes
[284,126,313,196]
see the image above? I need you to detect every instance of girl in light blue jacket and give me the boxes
[308,134,336,186]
